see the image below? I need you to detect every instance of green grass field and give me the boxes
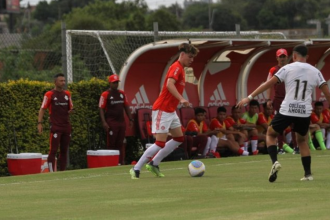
[1,151,330,220]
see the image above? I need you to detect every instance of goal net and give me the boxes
[66,30,285,83]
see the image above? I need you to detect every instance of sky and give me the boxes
[20,0,186,10]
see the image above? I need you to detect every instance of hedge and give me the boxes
[0,78,142,176]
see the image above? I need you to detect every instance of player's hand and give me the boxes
[180,98,190,107]
[37,124,43,134]
[68,108,75,114]
[236,98,250,108]
[102,122,109,131]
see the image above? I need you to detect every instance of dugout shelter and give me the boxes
[118,39,330,136]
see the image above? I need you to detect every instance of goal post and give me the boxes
[66,30,286,83]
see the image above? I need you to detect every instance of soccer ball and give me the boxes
[188,160,205,177]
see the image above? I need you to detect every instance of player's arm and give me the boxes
[37,93,51,134]
[37,108,46,134]
[98,93,109,131]
[320,84,330,105]
[237,76,279,108]
[266,70,273,107]
[167,78,189,107]
[123,92,134,128]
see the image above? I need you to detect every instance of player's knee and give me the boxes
[173,136,184,143]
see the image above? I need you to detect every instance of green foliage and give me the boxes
[0,78,141,176]
[147,9,181,31]
[182,2,209,30]
[211,4,247,31]
[0,49,62,82]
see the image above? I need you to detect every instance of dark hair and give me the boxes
[217,106,226,113]
[231,105,239,112]
[179,43,199,55]
[262,102,268,109]
[249,99,260,107]
[54,73,65,79]
[314,101,324,107]
[194,107,206,115]
[293,44,308,57]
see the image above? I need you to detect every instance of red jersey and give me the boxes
[310,112,329,124]
[186,119,208,134]
[257,112,273,125]
[257,112,273,133]
[225,116,246,129]
[209,118,229,138]
[99,89,129,122]
[322,109,330,120]
[268,65,285,101]
[152,61,185,112]
[41,90,73,127]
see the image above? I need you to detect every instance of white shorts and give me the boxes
[152,110,181,134]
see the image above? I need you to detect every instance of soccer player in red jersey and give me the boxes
[38,73,74,172]
[130,42,199,179]
[99,74,133,165]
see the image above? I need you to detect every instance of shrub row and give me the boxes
[0,78,141,176]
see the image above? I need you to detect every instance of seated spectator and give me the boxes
[309,101,328,150]
[240,100,264,153]
[185,108,215,158]
[225,105,251,152]
[209,106,255,156]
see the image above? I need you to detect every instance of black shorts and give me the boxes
[270,113,310,136]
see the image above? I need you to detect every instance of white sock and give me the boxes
[203,137,211,156]
[209,135,219,152]
[322,128,326,139]
[244,141,249,151]
[326,132,330,149]
[134,144,161,170]
[152,139,182,165]
[251,140,258,152]
[285,132,292,144]
[48,162,53,172]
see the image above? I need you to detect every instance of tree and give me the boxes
[182,2,209,30]
[211,4,247,31]
[147,9,181,31]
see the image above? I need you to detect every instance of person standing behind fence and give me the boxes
[130,42,199,179]
[37,73,74,172]
[99,74,133,165]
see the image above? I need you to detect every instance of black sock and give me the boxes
[267,145,278,164]
[301,156,311,176]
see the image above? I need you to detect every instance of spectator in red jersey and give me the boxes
[209,106,254,156]
[185,107,218,158]
[130,42,199,179]
[99,74,133,165]
[38,73,74,172]
[226,105,257,154]
[309,101,328,150]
